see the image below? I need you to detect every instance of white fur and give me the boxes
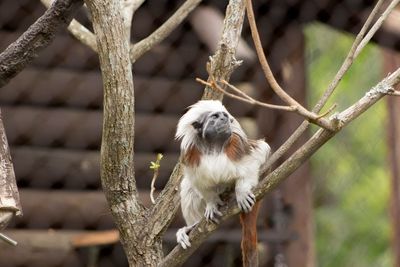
[175,100,270,249]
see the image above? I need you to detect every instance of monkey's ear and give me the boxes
[192,121,202,130]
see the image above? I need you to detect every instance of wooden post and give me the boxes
[383,48,400,267]
[0,108,21,230]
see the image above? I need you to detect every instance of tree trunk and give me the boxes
[84,0,162,265]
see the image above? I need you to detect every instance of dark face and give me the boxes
[192,111,232,148]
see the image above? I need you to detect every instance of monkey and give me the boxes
[175,100,270,249]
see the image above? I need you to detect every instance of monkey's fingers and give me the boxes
[176,228,191,249]
[205,205,222,224]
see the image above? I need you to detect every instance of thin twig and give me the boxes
[130,0,202,62]
[245,0,336,130]
[388,90,400,96]
[222,79,258,101]
[354,0,400,58]
[0,233,17,246]
[262,0,393,171]
[196,78,296,111]
[149,153,163,204]
[315,0,386,112]
[200,76,336,129]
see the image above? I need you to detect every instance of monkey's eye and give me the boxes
[230,118,234,123]
[192,121,202,130]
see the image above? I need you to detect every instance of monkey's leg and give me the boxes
[176,222,198,249]
[200,190,223,223]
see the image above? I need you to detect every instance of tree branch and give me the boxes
[84,0,148,264]
[41,0,98,52]
[263,0,399,172]
[160,67,400,267]
[130,0,202,62]
[196,78,297,112]
[245,0,337,130]
[0,0,83,88]
[201,0,247,100]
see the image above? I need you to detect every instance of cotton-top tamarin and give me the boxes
[175,100,270,249]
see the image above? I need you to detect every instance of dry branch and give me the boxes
[85,0,151,265]
[0,0,83,88]
[264,0,400,172]
[130,0,203,62]
[245,0,336,131]
[41,0,97,52]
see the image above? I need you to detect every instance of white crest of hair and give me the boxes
[175,100,246,151]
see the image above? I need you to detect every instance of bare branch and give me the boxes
[0,0,83,88]
[41,0,97,51]
[220,79,336,121]
[388,90,400,96]
[354,0,400,58]
[130,0,203,62]
[160,68,400,267]
[245,0,336,131]
[0,233,17,246]
[85,0,153,264]
[149,153,163,204]
[201,0,247,100]
[196,78,296,112]
[263,0,397,171]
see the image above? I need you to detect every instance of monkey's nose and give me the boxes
[212,112,229,122]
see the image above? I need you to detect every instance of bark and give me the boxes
[0,109,21,230]
[85,0,162,265]
[0,0,83,88]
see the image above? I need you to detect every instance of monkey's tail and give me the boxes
[239,200,261,267]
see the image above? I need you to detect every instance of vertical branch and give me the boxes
[85,0,156,265]
[0,109,22,230]
[202,0,246,100]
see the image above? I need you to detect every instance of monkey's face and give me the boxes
[192,111,232,146]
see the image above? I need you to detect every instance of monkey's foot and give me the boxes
[176,224,197,249]
[236,190,256,213]
[204,202,223,223]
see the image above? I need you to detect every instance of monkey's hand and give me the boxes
[204,200,223,223]
[236,189,256,213]
[176,224,197,249]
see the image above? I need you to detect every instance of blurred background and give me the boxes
[0,0,399,266]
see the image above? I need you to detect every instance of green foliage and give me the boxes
[305,23,392,267]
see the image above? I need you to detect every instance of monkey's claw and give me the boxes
[204,203,222,223]
[236,191,256,213]
[176,225,195,249]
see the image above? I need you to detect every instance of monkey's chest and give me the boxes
[191,154,238,189]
